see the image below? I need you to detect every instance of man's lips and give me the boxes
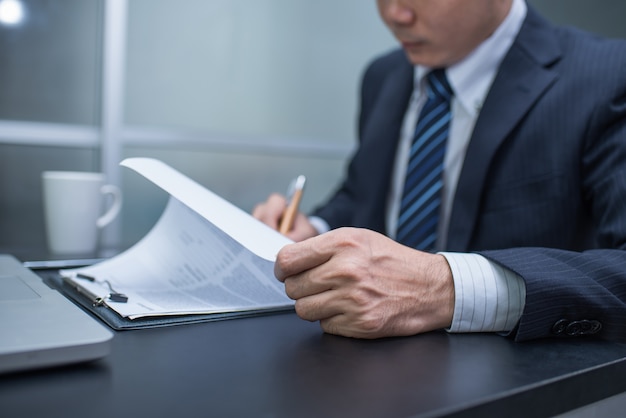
[401,39,427,50]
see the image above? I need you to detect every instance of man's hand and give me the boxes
[252,193,319,242]
[274,227,455,338]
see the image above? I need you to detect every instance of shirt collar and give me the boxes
[414,0,527,117]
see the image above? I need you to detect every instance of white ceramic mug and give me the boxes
[42,171,123,254]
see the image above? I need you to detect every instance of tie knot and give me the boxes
[426,69,453,102]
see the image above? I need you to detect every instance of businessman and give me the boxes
[253,0,626,342]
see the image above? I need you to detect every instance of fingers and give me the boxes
[274,232,337,281]
[253,194,319,241]
[284,212,320,242]
[319,315,388,339]
[252,193,287,230]
[293,290,344,322]
[293,288,388,339]
[282,254,340,298]
[275,227,381,284]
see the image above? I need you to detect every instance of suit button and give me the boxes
[580,319,602,335]
[565,319,602,336]
[552,319,569,335]
[566,321,582,336]
[588,320,602,334]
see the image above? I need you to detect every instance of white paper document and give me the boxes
[61,158,295,320]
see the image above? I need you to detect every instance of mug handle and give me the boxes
[97,184,123,228]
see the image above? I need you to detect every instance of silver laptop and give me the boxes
[0,254,113,373]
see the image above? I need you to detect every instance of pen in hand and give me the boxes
[279,175,306,235]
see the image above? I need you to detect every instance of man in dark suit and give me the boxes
[254,0,626,342]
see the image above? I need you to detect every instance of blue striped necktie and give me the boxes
[396,69,453,252]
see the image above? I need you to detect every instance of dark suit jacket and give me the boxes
[313,7,626,342]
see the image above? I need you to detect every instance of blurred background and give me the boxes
[0,0,625,258]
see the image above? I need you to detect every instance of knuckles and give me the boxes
[294,299,318,322]
[282,277,299,299]
[274,245,297,280]
[330,227,370,250]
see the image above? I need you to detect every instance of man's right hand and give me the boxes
[252,193,319,242]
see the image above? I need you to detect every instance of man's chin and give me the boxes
[401,49,452,69]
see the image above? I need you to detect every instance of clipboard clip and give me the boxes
[72,273,129,305]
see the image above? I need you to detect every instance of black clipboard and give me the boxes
[36,269,294,331]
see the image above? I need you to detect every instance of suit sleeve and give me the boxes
[481,73,626,342]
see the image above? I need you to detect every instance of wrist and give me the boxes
[429,254,455,329]
[405,251,455,333]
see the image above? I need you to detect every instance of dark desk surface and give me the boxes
[2,309,626,418]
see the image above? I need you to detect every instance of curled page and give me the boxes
[121,157,292,262]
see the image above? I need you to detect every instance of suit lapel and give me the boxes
[446,8,563,251]
[358,57,413,232]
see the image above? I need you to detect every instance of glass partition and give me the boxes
[0,0,102,125]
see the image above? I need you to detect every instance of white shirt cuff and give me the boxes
[439,252,526,333]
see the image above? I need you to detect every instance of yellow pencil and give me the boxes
[279,175,306,234]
